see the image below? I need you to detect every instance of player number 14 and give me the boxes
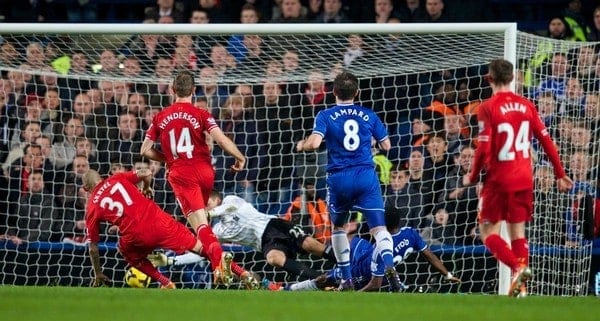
[497,121,530,161]
[168,128,194,159]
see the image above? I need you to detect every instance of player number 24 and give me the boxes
[99,182,133,217]
[169,128,194,159]
[497,121,530,161]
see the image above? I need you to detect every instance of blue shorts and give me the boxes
[326,166,385,228]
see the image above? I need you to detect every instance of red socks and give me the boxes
[197,224,223,271]
[136,261,171,286]
[484,234,520,272]
[231,262,245,277]
[511,238,529,267]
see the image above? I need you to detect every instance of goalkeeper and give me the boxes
[149,191,337,280]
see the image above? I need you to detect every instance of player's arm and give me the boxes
[377,137,391,151]
[530,112,573,192]
[297,133,323,152]
[421,249,461,283]
[140,138,165,163]
[209,127,246,172]
[464,108,490,186]
[358,275,383,292]
[135,168,154,198]
[88,241,110,287]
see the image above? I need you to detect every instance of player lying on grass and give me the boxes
[283,210,461,292]
[149,192,337,281]
[83,169,258,289]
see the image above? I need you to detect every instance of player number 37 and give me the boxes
[497,121,530,161]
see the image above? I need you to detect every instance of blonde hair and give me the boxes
[82,169,102,191]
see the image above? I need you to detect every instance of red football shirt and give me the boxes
[469,91,566,191]
[145,102,218,168]
[85,171,161,243]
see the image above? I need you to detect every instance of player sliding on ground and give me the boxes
[83,169,257,289]
[463,58,573,297]
[284,210,461,292]
[148,192,337,283]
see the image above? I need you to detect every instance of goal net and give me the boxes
[0,23,594,295]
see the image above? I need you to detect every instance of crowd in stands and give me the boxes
[0,0,598,260]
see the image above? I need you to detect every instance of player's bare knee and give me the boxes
[265,250,286,267]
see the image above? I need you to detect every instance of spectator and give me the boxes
[404,147,433,227]
[374,0,396,23]
[55,155,89,244]
[560,78,585,117]
[93,49,120,75]
[419,0,452,22]
[172,35,198,72]
[535,52,570,105]
[561,0,590,42]
[208,44,233,78]
[437,144,479,244]
[0,41,20,67]
[396,0,427,22]
[49,115,83,170]
[545,16,577,41]
[6,169,58,243]
[148,57,174,108]
[31,135,56,192]
[195,66,229,118]
[190,0,228,22]
[213,93,260,205]
[5,144,45,218]
[2,121,41,175]
[572,45,596,92]
[144,0,187,23]
[530,165,569,245]
[106,112,143,167]
[255,80,298,215]
[342,34,367,68]
[74,136,101,173]
[270,0,308,23]
[314,0,350,23]
[423,132,453,180]
[384,165,424,229]
[586,6,600,41]
[443,114,469,156]
[190,8,210,24]
[68,92,109,151]
[148,158,178,215]
[283,179,331,243]
[239,3,261,23]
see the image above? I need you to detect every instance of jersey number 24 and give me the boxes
[497,121,530,161]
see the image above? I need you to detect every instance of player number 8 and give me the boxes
[343,119,360,151]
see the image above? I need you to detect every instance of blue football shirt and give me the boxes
[313,103,388,173]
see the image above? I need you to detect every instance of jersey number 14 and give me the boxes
[169,128,195,159]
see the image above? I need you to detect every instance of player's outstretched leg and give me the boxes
[384,267,405,292]
[214,252,234,287]
[240,271,261,290]
[509,265,532,297]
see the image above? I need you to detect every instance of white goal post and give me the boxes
[0,22,593,296]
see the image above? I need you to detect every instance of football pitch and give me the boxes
[1,286,598,321]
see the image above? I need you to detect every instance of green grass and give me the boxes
[0,286,598,321]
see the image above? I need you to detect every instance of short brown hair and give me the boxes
[172,70,195,98]
[488,58,514,85]
[333,71,358,101]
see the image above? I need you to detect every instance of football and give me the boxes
[125,267,151,288]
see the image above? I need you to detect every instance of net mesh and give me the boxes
[0,26,595,294]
